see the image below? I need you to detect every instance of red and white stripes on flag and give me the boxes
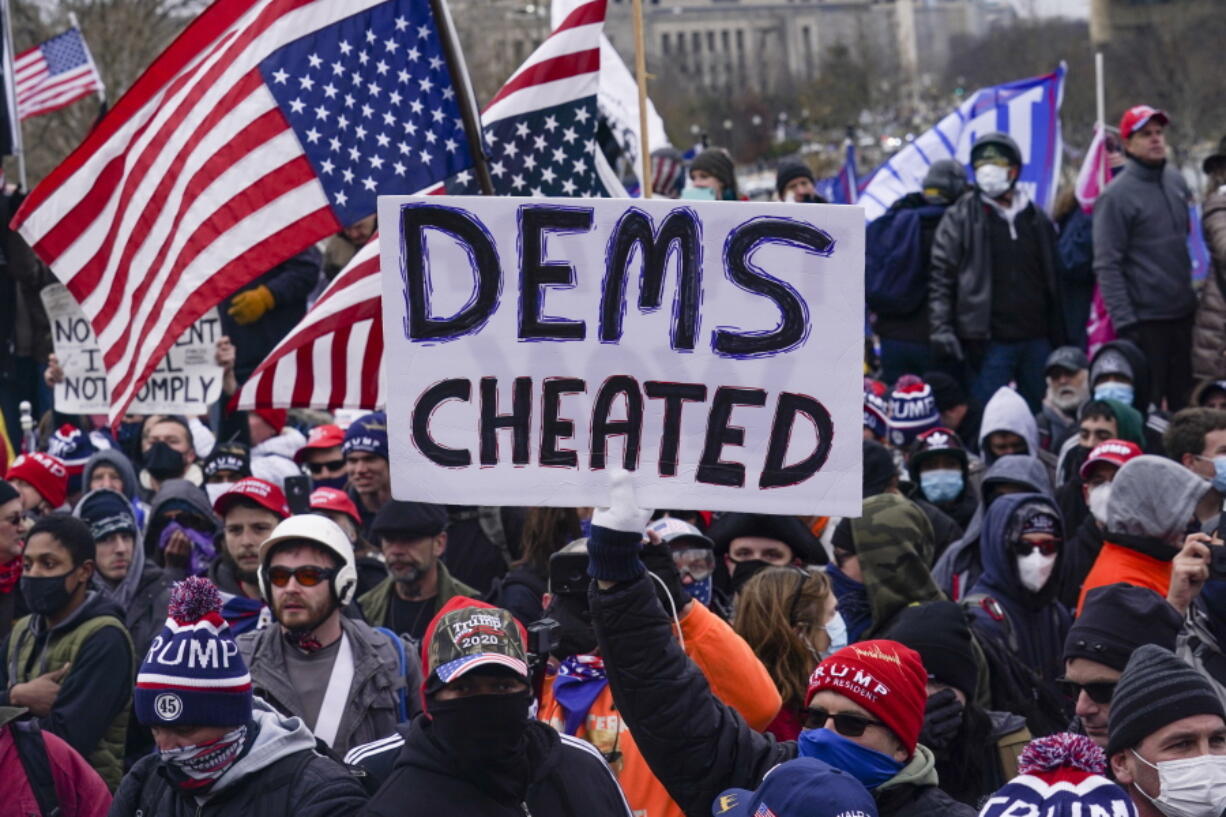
[235,0,609,410]
[235,237,385,410]
[14,27,105,121]
[10,0,395,423]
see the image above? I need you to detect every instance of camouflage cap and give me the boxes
[426,604,529,691]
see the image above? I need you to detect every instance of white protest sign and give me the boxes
[40,283,224,415]
[379,196,865,515]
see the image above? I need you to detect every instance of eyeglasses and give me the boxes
[306,459,346,475]
[1056,678,1116,705]
[1012,538,1060,557]
[670,548,715,582]
[267,565,337,588]
[804,707,883,737]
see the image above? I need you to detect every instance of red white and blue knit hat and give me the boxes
[135,577,253,727]
[887,376,940,448]
[979,733,1137,817]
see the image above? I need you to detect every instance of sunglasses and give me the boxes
[804,707,883,737]
[1012,538,1060,557]
[267,565,337,588]
[306,459,346,475]
[1056,678,1116,705]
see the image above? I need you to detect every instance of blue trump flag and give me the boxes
[860,64,1066,221]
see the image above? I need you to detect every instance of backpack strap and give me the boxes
[477,507,514,567]
[374,626,410,722]
[11,719,61,817]
[961,593,1020,653]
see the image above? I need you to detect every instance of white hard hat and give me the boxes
[258,514,359,607]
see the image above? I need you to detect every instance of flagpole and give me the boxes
[631,0,651,198]
[0,0,25,190]
[1094,50,1105,192]
[429,0,493,195]
[69,11,106,107]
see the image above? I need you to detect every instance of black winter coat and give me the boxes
[929,191,1065,346]
[590,574,975,817]
[356,717,631,817]
[109,740,366,817]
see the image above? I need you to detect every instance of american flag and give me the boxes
[817,140,858,205]
[12,0,476,423]
[14,27,105,121]
[234,0,613,410]
[450,0,619,197]
[235,236,385,410]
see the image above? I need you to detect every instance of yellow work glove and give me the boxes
[226,284,275,325]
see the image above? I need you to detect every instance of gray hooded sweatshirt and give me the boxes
[1106,455,1208,544]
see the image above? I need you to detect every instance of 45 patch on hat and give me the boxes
[425,600,529,692]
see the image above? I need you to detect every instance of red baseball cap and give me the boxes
[212,477,289,519]
[309,486,361,528]
[294,424,345,463]
[1080,439,1143,480]
[1119,105,1169,141]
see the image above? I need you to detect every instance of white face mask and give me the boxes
[1132,750,1226,817]
[820,611,848,660]
[204,482,236,505]
[1017,550,1057,593]
[975,163,1013,197]
[1087,483,1112,525]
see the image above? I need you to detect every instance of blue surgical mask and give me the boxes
[797,727,904,789]
[920,469,964,504]
[1094,382,1134,405]
[1202,456,1226,494]
[820,612,848,660]
[681,185,716,201]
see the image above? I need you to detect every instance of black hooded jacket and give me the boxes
[355,717,631,817]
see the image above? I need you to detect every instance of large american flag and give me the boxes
[235,0,611,410]
[14,28,105,121]
[12,0,476,422]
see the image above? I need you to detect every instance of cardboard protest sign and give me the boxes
[40,283,224,415]
[379,196,864,515]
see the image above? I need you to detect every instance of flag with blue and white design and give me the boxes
[449,0,622,197]
[859,64,1066,221]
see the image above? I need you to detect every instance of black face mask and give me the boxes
[144,442,186,481]
[546,593,597,660]
[429,691,531,762]
[21,571,78,617]
[730,559,771,595]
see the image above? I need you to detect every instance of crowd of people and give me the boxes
[0,101,1224,817]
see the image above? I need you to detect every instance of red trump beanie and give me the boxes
[805,639,928,757]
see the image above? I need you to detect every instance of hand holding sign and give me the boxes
[379,195,865,516]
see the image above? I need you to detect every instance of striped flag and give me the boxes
[14,27,105,121]
[235,236,384,410]
[12,0,478,423]
[450,0,621,197]
[236,0,614,410]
